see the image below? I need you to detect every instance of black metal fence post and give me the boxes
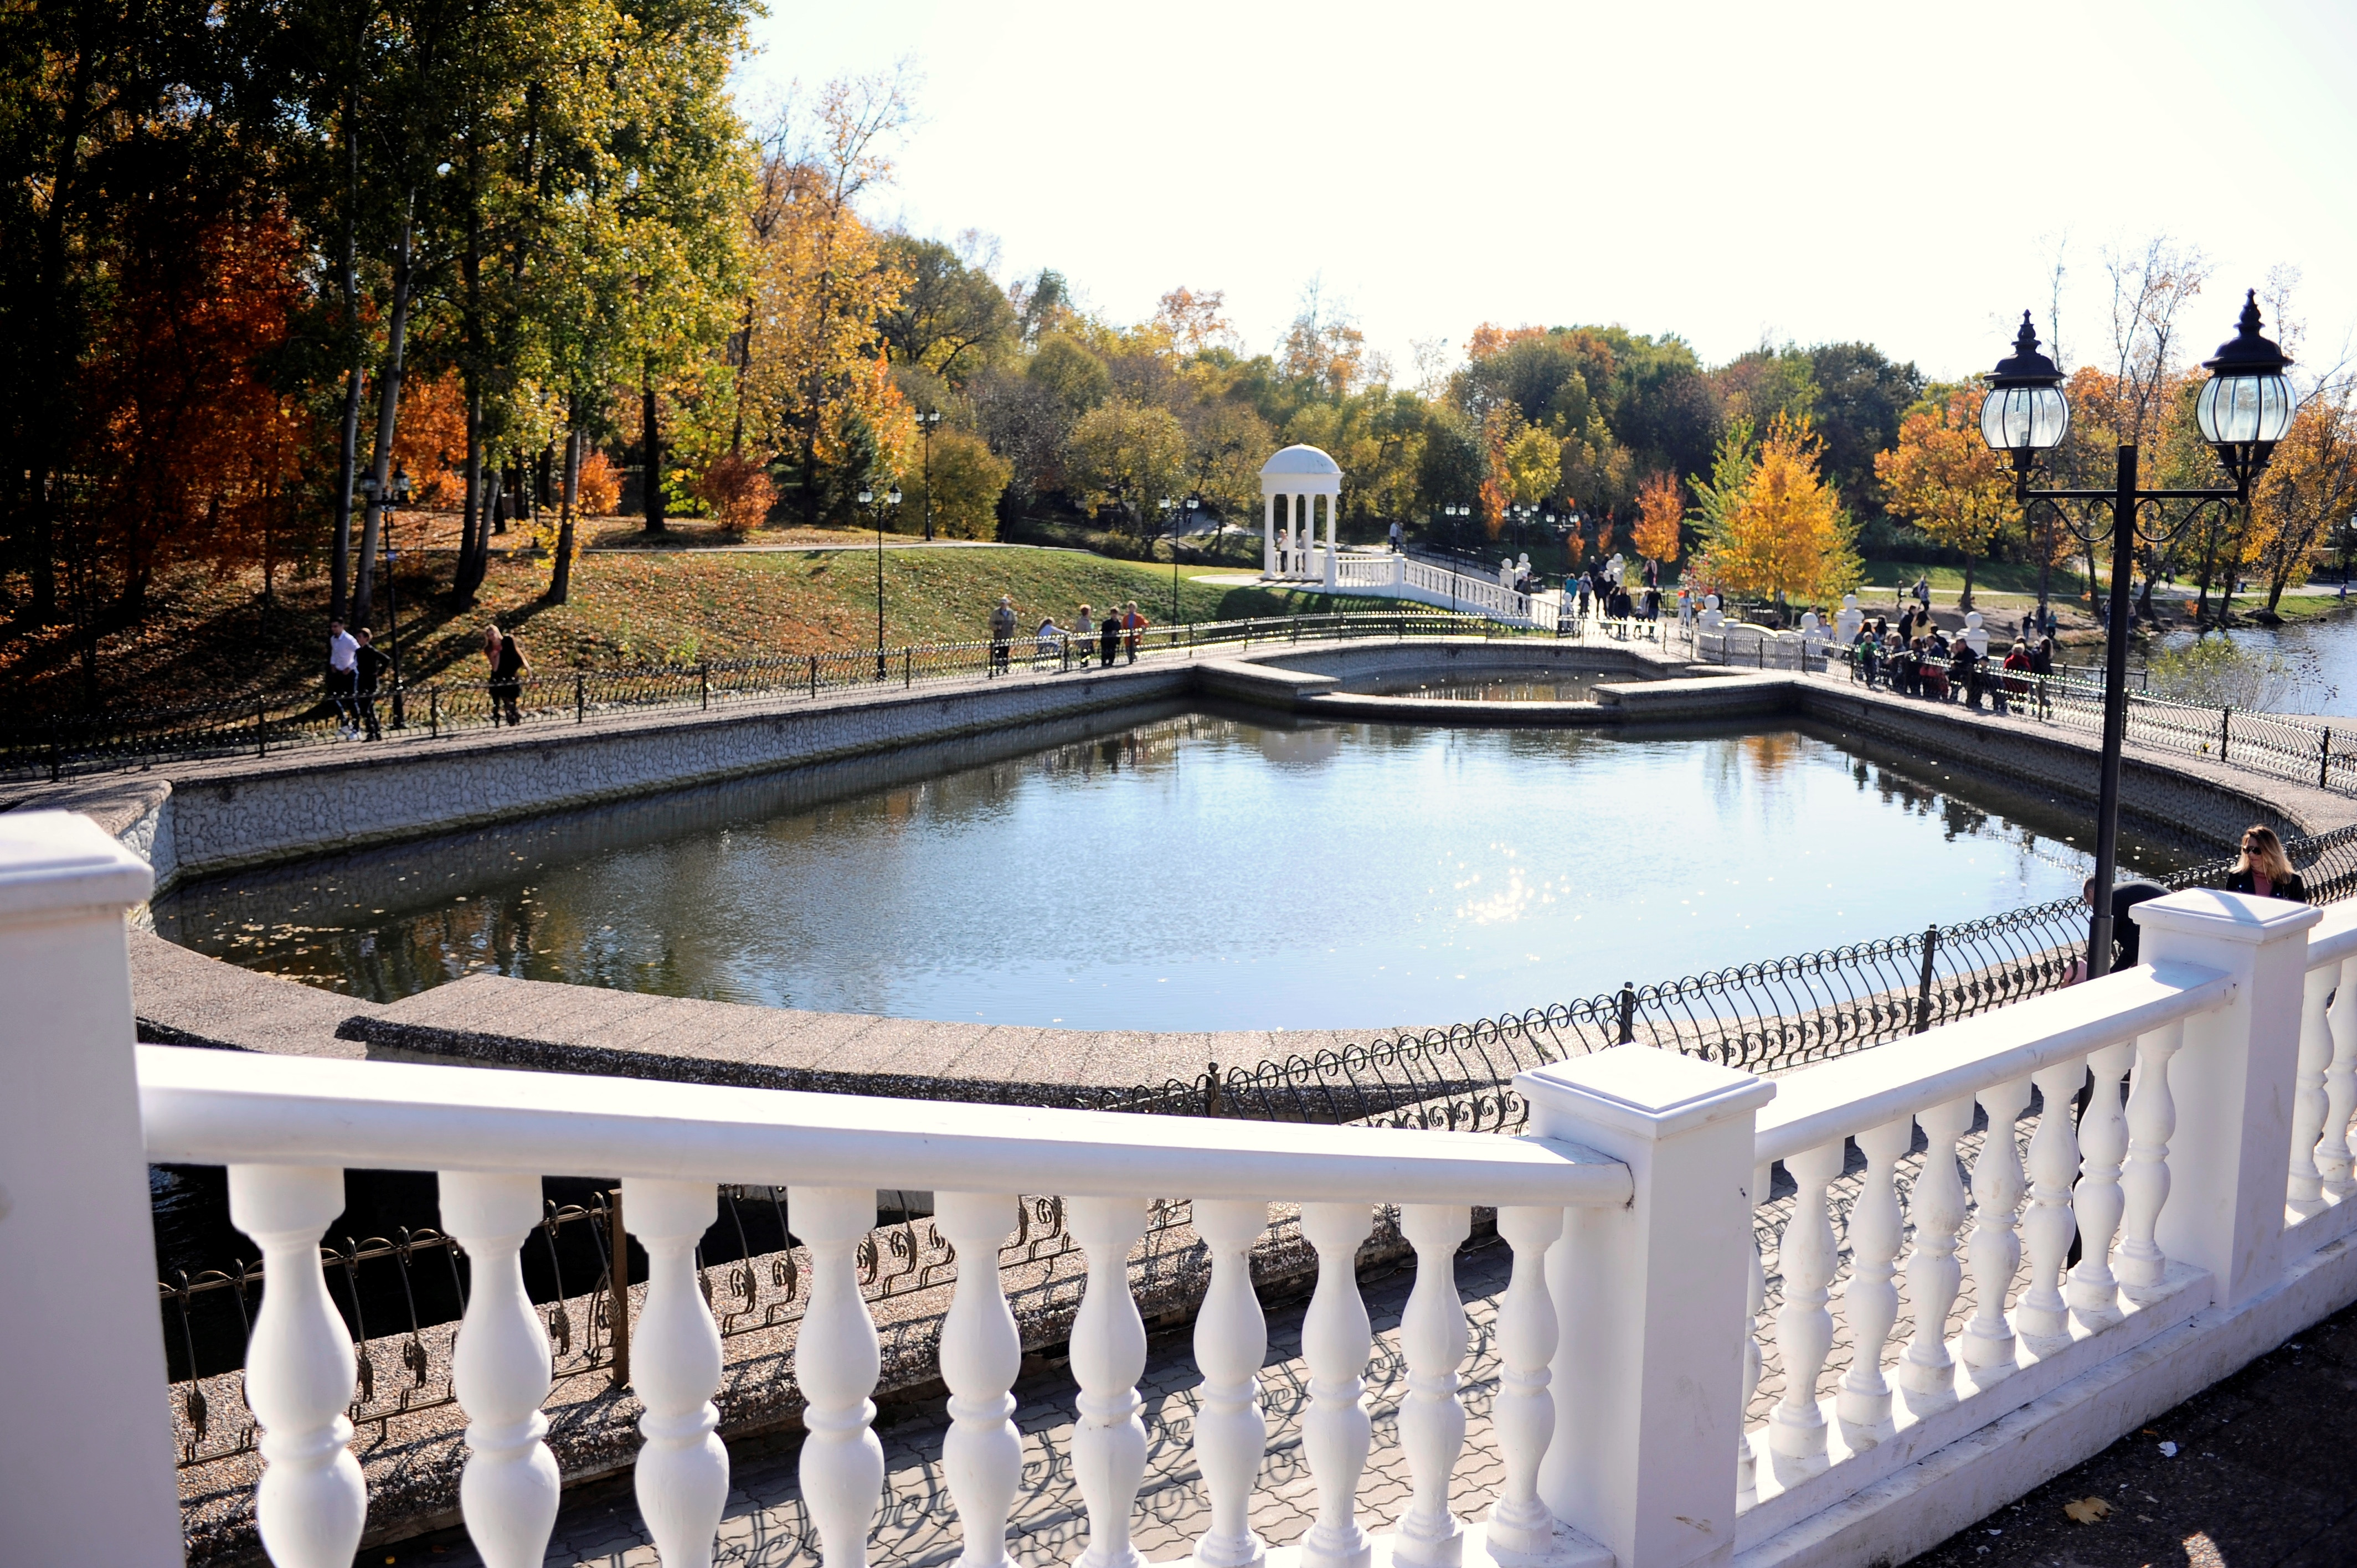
[2323,729,2333,790]
[1617,982,1636,1044]
[575,673,585,724]
[2221,705,2231,761]
[256,704,266,758]
[699,664,709,710]
[1913,924,1942,1034]
[429,689,439,737]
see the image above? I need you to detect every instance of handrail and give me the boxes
[135,1046,1633,1208]
[1751,959,2235,1166]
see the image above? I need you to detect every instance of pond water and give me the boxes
[1346,668,1605,703]
[156,709,2193,1034]
[2150,611,2357,715]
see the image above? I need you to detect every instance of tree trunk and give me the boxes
[454,376,486,603]
[353,203,418,629]
[642,365,665,532]
[548,426,581,604]
[1959,556,1975,613]
[329,48,364,623]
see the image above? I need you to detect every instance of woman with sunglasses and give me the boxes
[2226,825,2307,902]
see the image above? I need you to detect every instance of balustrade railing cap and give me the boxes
[2131,888,2323,945]
[1515,1044,1774,1143]
[0,809,152,920]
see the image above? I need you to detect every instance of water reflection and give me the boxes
[157,712,2192,1033]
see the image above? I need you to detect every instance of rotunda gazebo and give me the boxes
[1260,445,1342,589]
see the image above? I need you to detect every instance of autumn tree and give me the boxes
[2251,384,2357,611]
[1694,414,1857,606]
[1874,386,2015,609]
[1066,399,1187,534]
[1632,472,1682,565]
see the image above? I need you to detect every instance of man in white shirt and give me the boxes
[327,619,361,738]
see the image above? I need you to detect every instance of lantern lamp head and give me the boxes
[1980,312,2070,455]
[2195,289,2293,449]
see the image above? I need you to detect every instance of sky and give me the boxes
[737,0,2357,389]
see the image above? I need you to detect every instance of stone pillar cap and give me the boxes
[1518,1045,1773,1142]
[2132,886,2322,945]
[0,809,152,919]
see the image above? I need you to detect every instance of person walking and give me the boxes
[1071,605,1094,669]
[1121,602,1147,664]
[1033,614,1062,670]
[2227,826,2308,901]
[1913,575,1932,612]
[326,618,361,737]
[1388,519,1403,554]
[2030,635,2056,716]
[484,623,528,726]
[989,595,1017,674]
[1098,607,1121,668]
[353,627,389,741]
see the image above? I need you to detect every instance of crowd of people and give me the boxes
[1570,554,1662,622]
[987,596,1149,673]
[323,618,527,736]
[1846,607,2055,715]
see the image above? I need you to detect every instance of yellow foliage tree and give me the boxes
[1504,422,1561,507]
[2252,385,2357,611]
[1874,386,2016,609]
[1700,413,1858,605]
[1632,472,1682,565]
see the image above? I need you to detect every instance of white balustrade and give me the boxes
[1897,1097,1974,1409]
[2289,961,2337,1215]
[1394,1204,1473,1568]
[626,1177,729,1568]
[2066,1044,2134,1329]
[1299,1201,1376,1568]
[439,1170,560,1568]
[934,1192,1023,1568]
[1189,1198,1271,1568]
[1486,1205,1562,1557]
[229,1163,368,1568]
[1835,1118,1911,1433]
[2322,958,2357,1199]
[2114,1025,2184,1303]
[1769,1140,1844,1469]
[795,1185,887,1568]
[2015,1062,2085,1353]
[1738,1163,1768,1503]
[1960,1078,2031,1379]
[1071,1196,1152,1568]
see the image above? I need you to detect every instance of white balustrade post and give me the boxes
[2015,1060,2086,1353]
[1486,1205,1564,1557]
[1770,1139,1843,1469]
[1323,495,1340,592]
[1737,1163,1768,1505]
[1263,493,1275,576]
[1394,1204,1473,1568]
[2133,890,2321,1308]
[934,1192,1022,1568]
[1960,1077,2031,1381]
[2067,1043,2135,1330]
[1517,1045,1774,1568]
[2114,1024,2186,1303]
[1298,1201,1375,1568]
[2289,960,2338,1216]
[1898,1097,1974,1409]
[1837,1118,1912,1435]
[231,1163,368,1567]
[0,812,183,1565]
[792,1185,887,1568]
[624,1177,729,1568]
[440,1170,560,1568]
[1189,1198,1271,1568]
[2320,957,2357,1199]
[1070,1195,1151,1568]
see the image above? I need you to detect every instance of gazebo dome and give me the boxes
[1259,444,1341,478]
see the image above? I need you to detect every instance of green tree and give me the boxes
[880,235,1018,384]
[908,427,1011,539]
[1066,399,1186,534]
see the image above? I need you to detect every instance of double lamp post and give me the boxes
[1979,291,2292,977]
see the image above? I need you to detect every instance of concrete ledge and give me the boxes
[1594,673,1800,722]
[1194,657,1340,710]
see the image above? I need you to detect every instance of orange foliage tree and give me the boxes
[1632,472,1683,566]
[1874,387,2016,609]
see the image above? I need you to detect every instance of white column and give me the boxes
[794,1185,886,1568]
[2289,959,2338,1216]
[934,1192,1022,1568]
[440,1170,560,1568]
[625,1177,729,1568]
[1837,1118,1912,1434]
[1263,492,1276,576]
[2068,1043,2135,1330]
[231,1163,368,1568]
[1770,1139,1843,1470]
[1322,494,1340,592]
[2135,890,2321,1308]
[2016,1060,2086,1354]
[1190,1198,1270,1568]
[1737,1163,1768,1505]
[1070,1196,1150,1568]
[2321,957,2357,1199]
[2114,1024,2186,1303]
[1898,1097,1974,1409]
[1517,1044,1774,1568]
[1394,1204,1471,1568]
[1298,1201,1375,1568]
[1486,1205,1563,1557]
[1960,1077,2031,1381]
[0,813,184,1565]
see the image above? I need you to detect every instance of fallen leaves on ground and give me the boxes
[2062,1496,2114,1524]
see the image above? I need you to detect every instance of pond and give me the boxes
[155,709,2194,1035]
[1345,667,1607,702]
[2148,611,2357,715]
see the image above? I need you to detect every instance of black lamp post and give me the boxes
[915,410,942,540]
[1157,493,1201,624]
[862,481,903,678]
[1982,294,2289,978]
[362,467,414,727]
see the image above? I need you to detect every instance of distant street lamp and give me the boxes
[1158,493,1201,624]
[1981,295,2289,977]
[861,481,903,678]
[915,409,943,540]
[359,467,414,727]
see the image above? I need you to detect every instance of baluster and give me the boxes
[624,1178,728,1568]
[1769,1141,1844,1471]
[1487,1205,1563,1555]
[793,1185,886,1568]
[228,1164,367,1568]
[1190,1199,1272,1568]
[2067,1044,2135,1330]
[1298,1202,1375,1568]
[1836,1118,1912,1435]
[934,1192,1021,1568]
[2290,963,2339,1216]
[439,1171,558,1568]
[2015,1061,2086,1353]
[1069,1196,1151,1568]
[1960,1077,2032,1379]
[2116,1024,2185,1303]
[1394,1204,1472,1567]
[1739,1163,1768,1504]
[2323,959,2357,1200]
[1898,1098,1974,1410]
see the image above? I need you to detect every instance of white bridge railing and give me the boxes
[1277,549,1556,629]
[13,810,2357,1567]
